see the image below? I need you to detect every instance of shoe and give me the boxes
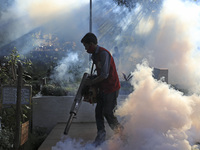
[92,130,106,147]
[114,125,124,135]
[114,125,127,141]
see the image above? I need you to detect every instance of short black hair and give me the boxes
[81,32,98,44]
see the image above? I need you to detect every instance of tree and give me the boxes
[114,0,197,10]
[114,0,162,11]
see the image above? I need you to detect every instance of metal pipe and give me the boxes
[63,73,89,135]
[89,0,93,65]
[90,0,92,32]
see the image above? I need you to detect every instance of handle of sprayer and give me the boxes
[63,73,89,135]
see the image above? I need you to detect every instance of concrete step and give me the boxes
[39,122,114,150]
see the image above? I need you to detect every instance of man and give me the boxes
[81,33,123,147]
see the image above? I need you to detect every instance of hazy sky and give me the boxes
[2,0,200,149]
[1,0,200,91]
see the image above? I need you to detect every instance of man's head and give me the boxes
[81,32,98,54]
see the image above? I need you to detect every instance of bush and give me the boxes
[0,128,14,150]
[24,127,48,150]
[41,84,68,96]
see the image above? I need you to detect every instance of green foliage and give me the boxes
[1,106,16,130]
[114,0,162,11]
[41,84,68,96]
[0,48,19,85]
[25,51,58,96]
[0,103,42,150]
[0,128,14,150]
[122,72,133,81]
[1,105,30,129]
[0,47,32,85]
[0,48,33,149]
[114,0,137,9]
[0,105,31,149]
[23,127,48,150]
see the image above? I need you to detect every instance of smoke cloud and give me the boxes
[50,52,84,85]
[115,61,195,150]
[52,61,200,150]
[145,0,200,93]
[94,0,200,93]
[23,0,88,25]
[2,0,200,149]
[0,0,89,50]
[2,0,200,94]
[51,0,200,150]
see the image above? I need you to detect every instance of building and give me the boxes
[153,68,168,84]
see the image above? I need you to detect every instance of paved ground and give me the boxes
[38,122,113,150]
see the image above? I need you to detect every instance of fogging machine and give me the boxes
[63,72,97,135]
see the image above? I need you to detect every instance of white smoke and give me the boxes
[100,0,200,94]
[0,0,89,51]
[2,0,200,149]
[115,61,195,150]
[52,0,200,150]
[50,52,83,84]
[52,61,200,150]
[145,0,200,93]
[20,0,88,26]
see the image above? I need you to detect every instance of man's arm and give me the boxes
[85,51,111,86]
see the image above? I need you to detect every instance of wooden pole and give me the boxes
[14,62,23,150]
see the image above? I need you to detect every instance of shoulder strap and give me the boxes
[90,62,95,76]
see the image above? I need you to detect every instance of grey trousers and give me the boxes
[95,90,121,133]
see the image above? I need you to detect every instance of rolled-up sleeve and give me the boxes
[100,51,110,79]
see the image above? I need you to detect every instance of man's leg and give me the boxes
[103,91,123,133]
[93,94,106,146]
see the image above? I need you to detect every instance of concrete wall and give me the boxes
[32,95,127,132]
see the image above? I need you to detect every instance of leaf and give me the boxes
[23,114,27,118]
[24,105,31,110]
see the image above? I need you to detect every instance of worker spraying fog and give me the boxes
[53,0,200,149]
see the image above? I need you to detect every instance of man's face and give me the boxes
[83,42,95,54]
